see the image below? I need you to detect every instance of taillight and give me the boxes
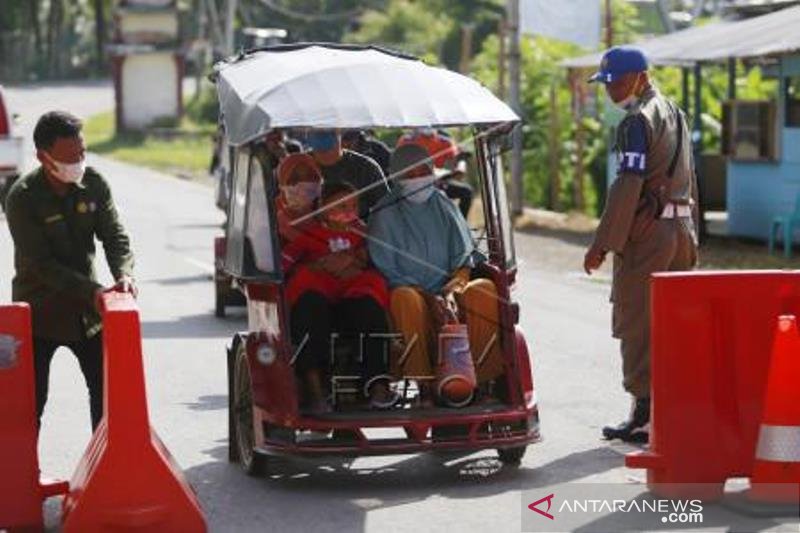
[0,92,9,136]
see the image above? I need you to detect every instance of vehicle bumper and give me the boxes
[255,404,541,458]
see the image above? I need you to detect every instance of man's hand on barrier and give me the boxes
[111,275,138,298]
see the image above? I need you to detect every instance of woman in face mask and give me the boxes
[276,153,323,242]
[367,143,506,407]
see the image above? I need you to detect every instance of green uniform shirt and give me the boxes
[5,166,134,341]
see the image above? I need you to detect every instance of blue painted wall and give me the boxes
[727,54,800,240]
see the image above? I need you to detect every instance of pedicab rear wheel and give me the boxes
[233,342,267,476]
[497,445,526,467]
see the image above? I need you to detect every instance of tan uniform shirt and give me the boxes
[594,87,698,254]
[593,87,699,339]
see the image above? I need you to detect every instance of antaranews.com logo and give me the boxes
[521,484,705,533]
[528,492,703,524]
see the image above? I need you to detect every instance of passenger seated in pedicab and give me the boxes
[275,153,322,242]
[367,143,505,407]
[307,129,389,221]
[282,181,393,414]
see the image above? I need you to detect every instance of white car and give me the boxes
[0,85,23,211]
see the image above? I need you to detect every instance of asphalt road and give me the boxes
[1,83,797,533]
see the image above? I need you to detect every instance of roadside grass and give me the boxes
[83,111,215,181]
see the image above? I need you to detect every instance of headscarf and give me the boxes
[277,153,322,186]
[276,153,323,242]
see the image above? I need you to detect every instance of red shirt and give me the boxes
[281,221,366,272]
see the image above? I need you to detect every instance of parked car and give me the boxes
[0,85,23,211]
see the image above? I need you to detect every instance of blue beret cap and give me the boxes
[589,46,649,84]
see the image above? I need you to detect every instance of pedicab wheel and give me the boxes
[233,343,267,476]
[497,446,527,467]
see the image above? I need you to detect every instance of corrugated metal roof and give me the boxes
[562,4,800,69]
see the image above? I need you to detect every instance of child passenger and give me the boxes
[282,181,392,412]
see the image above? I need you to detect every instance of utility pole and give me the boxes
[225,0,238,56]
[507,0,523,216]
[498,16,506,99]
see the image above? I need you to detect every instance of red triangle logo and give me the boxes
[528,493,555,520]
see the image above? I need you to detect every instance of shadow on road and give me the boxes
[142,313,242,339]
[185,442,531,532]
[185,394,228,412]
[150,274,214,286]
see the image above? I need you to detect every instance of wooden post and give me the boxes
[570,70,586,213]
[693,62,707,243]
[507,0,524,216]
[459,23,475,74]
[727,57,736,100]
[682,66,690,112]
[548,82,561,211]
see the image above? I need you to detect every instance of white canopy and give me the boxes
[214,44,519,146]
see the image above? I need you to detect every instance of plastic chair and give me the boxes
[769,193,800,257]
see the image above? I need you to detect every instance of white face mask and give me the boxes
[400,174,437,203]
[283,181,320,210]
[52,158,86,184]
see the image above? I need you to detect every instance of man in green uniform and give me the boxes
[583,47,699,443]
[5,111,135,431]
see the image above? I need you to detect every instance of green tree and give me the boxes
[344,0,454,62]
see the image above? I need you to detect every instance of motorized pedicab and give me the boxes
[212,43,540,475]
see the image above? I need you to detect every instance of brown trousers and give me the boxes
[389,279,505,383]
[612,218,697,399]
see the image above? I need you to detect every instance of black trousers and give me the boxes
[290,292,389,379]
[33,334,104,431]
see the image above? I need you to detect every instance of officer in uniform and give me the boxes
[583,47,699,443]
[5,111,135,431]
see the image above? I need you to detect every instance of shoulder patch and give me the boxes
[617,114,648,176]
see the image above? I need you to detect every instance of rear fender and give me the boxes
[514,326,535,408]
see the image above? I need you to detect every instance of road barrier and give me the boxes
[626,271,800,501]
[0,303,69,531]
[61,292,206,532]
[748,315,800,504]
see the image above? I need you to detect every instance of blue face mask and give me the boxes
[307,131,338,152]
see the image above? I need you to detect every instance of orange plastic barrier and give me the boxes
[0,303,69,531]
[626,271,800,501]
[748,315,800,504]
[61,293,206,532]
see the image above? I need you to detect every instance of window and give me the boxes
[721,100,778,161]
[489,142,516,269]
[245,156,276,274]
[224,147,251,275]
[786,76,800,128]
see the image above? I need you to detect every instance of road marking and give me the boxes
[182,256,215,273]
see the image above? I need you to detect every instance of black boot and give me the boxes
[602,397,650,444]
